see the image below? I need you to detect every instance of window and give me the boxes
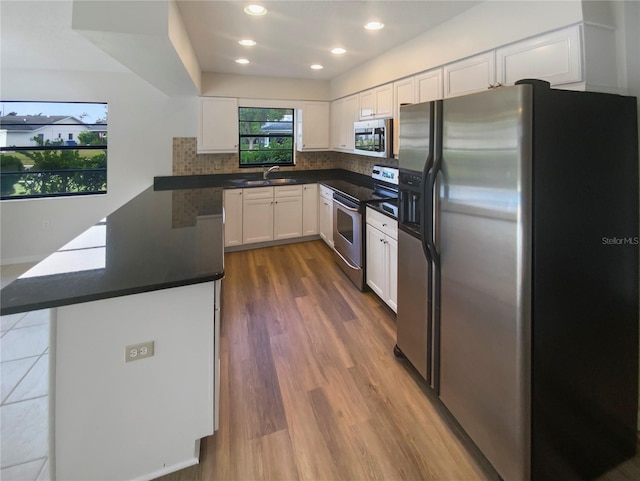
[0,101,107,200]
[239,107,294,167]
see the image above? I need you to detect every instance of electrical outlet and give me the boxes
[125,341,154,362]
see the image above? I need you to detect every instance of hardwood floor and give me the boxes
[155,240,639,481]
[154,240,495,481]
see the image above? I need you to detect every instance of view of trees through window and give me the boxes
[0,101,108,199]
[239,107,294,167]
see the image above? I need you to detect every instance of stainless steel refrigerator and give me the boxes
[395,79,639,481]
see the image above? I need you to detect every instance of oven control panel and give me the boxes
[372,165,399,185]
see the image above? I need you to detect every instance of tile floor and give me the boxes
[1,263,50,481]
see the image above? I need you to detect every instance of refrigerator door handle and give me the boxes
[422,101,436,259]
[420,153,433,258]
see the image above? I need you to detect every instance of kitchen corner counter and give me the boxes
[0,184,225,315]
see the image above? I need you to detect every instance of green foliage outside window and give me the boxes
[239,107,294,167]
[0,101,108,199]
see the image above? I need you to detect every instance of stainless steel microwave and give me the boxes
[354,118,392,158]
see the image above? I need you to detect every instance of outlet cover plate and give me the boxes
[125,341,154,362]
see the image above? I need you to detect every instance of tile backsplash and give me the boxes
[172,138,398,176]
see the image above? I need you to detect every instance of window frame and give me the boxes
[238,106,295,168]
[0,101,108,201]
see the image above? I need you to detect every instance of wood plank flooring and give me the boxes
[155,240,496,481]
[155,240,640,481]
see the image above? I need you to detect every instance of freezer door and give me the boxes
[398,102,433,172]
[437,86,532,481]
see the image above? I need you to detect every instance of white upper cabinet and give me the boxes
[393,77,415,157]
[444,51,497,98]
[330,97,344,150]
[444,25,583,99]
[496,25,582,87]
[331,95,358,152]
[415,67,444,103]
[359,83,393,119]
[296,102,330,151]
[198,97,238,153]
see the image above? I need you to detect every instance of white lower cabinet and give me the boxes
[319,185,334,248]
[274,186,303,240]
[232,184,318,246]
[223,189,243,247]
[302,183,319,236]
[366,207,397,312]
[243,187,275,244]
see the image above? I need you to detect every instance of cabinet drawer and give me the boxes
[319,184,334,201]
[243,186,273,200]
[366,207,397,239]
[275,185,303,198]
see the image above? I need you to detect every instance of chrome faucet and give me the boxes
[263,165,280,179]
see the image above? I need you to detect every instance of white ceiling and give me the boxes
[176,0,481,80]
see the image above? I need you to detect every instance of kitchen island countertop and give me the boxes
[0,185,225,315]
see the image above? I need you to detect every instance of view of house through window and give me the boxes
[0,101,108,199]
[239,107,294,167]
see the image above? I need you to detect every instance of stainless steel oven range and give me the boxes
[323,166,398,291]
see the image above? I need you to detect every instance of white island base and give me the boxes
[52,281,221,481]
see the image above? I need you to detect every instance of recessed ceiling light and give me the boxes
[244,4,267,16]
[364,21,384,30]
[331,47,346,55]
[310,64,324,70]
[239,39,257,46]
[236,58,250,64]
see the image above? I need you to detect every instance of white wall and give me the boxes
[201,72,331,100]
[0,67,197,264]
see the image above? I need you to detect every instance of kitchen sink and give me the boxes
[231,178,298,186]
[267,178,297,185]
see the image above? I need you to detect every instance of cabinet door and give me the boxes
[331,98,345,150]
[297,102,330,151]
[393,77,415,157]
[359,89,375,119]
[444,52,496,98]
[366,224,386,299]
[496,25,582,87]
[302,184,319,236]
[223,189,243,247]
[374,83,393,118]
[386,234,398,313]
[274,196,302,240]
[198,97,239,153]
[243,197,274,244]
[415,67,444,103]
[343,95,359,151]
[319,196,334,248]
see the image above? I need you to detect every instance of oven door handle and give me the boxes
[333,198,359,213]
[333,247,360,270]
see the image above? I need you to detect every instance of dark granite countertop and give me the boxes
[1,185,225,315]
[0,169,383,315]
[153,168,372,190]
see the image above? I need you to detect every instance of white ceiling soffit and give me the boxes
[176,0,482,80]
[72,0,200,96]
[0,0,127,74]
